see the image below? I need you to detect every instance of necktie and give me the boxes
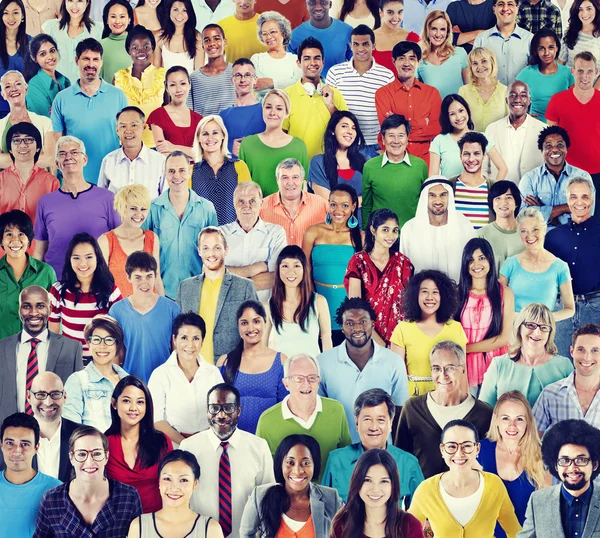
[24,338,40,415]
[218,441,233,537]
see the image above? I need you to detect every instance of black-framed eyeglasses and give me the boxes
[208,403,239,415]
[557,456,592,467]
[442,441,477,454]
[11,136,35,146]
[71,449,106,463]
[31,390,64,401]
[523,321,552,333]
[88,335,117,346]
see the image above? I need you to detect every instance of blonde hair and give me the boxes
[193,115,230,163]
[468,47,498,86]
[113,184,151,218]
[263,89,291,116]
[487,391,546,490]
[511,303,558,356]
[421,11,454,60]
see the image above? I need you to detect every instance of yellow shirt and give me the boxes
[458,81,508,133]
[199,277,223,363]
[218,14,267,63]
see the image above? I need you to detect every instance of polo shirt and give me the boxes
[51,80,128,184]
[219,103,266,154]
[26,69,71,118]
[218,14,267,63]
[403,0,458,34]
[191,0,235,31]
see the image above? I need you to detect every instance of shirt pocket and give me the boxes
[156,221,177,243]
[83,388,110,423]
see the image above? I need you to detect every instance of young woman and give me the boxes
[263,245,332,358]
[127,450,224,538]
[330,450,425,538]
[303,184,362,345]
[239,434,343,538]
[154,0,203,71]
[390,269,467,397]
[345,208,413,347]
[330,0,381,28]
[457,238,514,395]
[106,375,173,513]
[559,0,600,70]
[216,300,287,434]
[100,0,134,85]
[133,0,164,36]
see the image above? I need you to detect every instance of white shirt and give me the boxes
[97,145,166,200]
[180,427,275,538]
[16,329,50,412]
[502,116,529,183]
[36,419,62,479]
[148,351,224,436]
[426,393,476,429]
[381,151,412,167]
[281,394,323,429]
[439,472,485,526]
[191,0,235,32]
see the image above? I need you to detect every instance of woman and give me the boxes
[106,375,173,513]
[559,0,600,69]
[478,391,546,538]
[100,0,134,85]
[154,0,203,71]
[330,0,381,28]
[417,11,469,98]
[345,208,413,347]
[216,300,287,434]
[429,94,507,178]
[330,450,425,538]
[391,270,467,396]
[191,114,251,226]
[127,450,224,538]
[98,184,165,297]
[41,0,102,84]
[238,89,308,196]
[516,29,574,121]
[114,25,166,148]
[457,238,514,395]
[479,303,574,408]
[303,184,362,345]
[22,0,59,35]
[62,316,128,432]
[499,207,574,318]
[134,0,164,37]
[34,426,143,537]
[239,434,343,538]
[458,47,508,132]
[264,245,332,358]
[408,419,522,537]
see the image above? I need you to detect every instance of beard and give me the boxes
[562,472,589,491]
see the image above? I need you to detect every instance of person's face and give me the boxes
[418,279,440,317]
[394,50,419,82]
[557,443,597,491]
[0,72,26,105]
[1,225,29,260]
[440,426,480,470]
[198,232,227,271]
[537,36,558,66]
[460,142,484,174]
[370,218,399,251]
[107,3,130,35]
[70,242,97,281]
[542,133,567,168]
[519,317,551,348]
[282,357,320,401]
[282,444,314,493]
[431,348,464,395]
[276,165,304,201]
[470,54,492,80]
[66,0,88,18]
[359,464,393,508]
[19,289,50,335]
[89,327,118,366]
[567,182,594,221]
[572,58,598,91]
[341,308,373,348]
[170,1,189,26]
[262,93,288,125]
[166,71,190,102]
[238,307,265,345]
[328,190,355,226]
[129,35,153,66]
[278,257,304,288]
[70,434,108,482]
[492,189,517,220]
[128,269,156,296]
[165,154,190,192]
[260,19,284,50]
[579,0,596,25]
[507,82,530,119]
[2,2,22,31]
[427,184,449,216]
[202,27,226,58]
[468,248,491,280]
[572,334,600,378]
[234,188,262,222]
[1,427,38,473]
[234,0,255,17]
[428,16,448,47]
[379,1,404,29]
[76,49,102,83]
[383,124,408,159]
[199,120,225,155]
[28,375,65,423]
[518,216,545,250]
[355,403,392,450]
[56,141,87,173]
[116,110,145,148]
[307,0,331,21]
[447,99,469,131]
[11,131,38,163]
[495,399,528,443]
[350,34,374,63]
[159,460,198,507]
[35,40,59,73]
[493,0,518,24]
[334,116,357,150]
[208,389,240,440]
[231,63,256,97]
[122,202,148,228]
[173,324,203,361]
[114,385,146,428]
[297,47,324,81]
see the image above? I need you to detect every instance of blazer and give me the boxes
[0,331,83,419]
[518,484,600,538]
[176,270,259,362]
[239,482,343,538]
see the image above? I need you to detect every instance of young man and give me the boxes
[447,0,496,53]
[109,251,181,383]
[518,0,562,36]
[218,0,267,62]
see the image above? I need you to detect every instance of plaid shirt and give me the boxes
[33,479,142,538]
[519,0,563,38]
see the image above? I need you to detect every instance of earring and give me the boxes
[325,213,332,225]
[348,215,359,228]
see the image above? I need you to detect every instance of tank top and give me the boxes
[161,42,195,73]
[139,513,212,538]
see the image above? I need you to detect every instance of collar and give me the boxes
[338,340,379,364]
[108,31,127,42]
[86,362,124,383]
[281,394,322,420]
[0,253,41,274]
[73,80,107,97]
[540,161,574,179]
[561,482,593,506]
[569,216,598,230]
[207,426,241,451]
[229,217,267,234]
[490,24,525,39]
[382,151,411,167]
[35,68,67,90]
[559,371,577,391]
[21,328,49,343]
[164,349,210,367]
[504,114,531,129]
[154,188,203,208]
[117,145,149,164]
[275,190,308,207]
[392,78,423,92]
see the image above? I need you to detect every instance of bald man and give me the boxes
[0,286,83,419]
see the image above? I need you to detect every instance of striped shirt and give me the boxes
[454,179,490,230]
[325,60,395,145]
[559,31,600,69]
[187,64,236,116]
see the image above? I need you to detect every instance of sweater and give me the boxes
[100,32,132,84]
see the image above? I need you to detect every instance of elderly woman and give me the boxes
[395,340,493,479]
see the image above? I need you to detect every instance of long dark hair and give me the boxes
[565,0,600,49]
[340,0,381,26]
[269,246,315,332]
[60,233,115,309]
[159,0,198,58]
[259,434,321,538]
[364,209,399,253]
[105,375,169,468]
[102,0,134,38]
[0,0,28,68]
[528,28,561,66]
[330,183,362,253]
[58,0,94,32]
[24,34,59,81]
[332,449,405,538]
[456,238,503,339]
[439,94,474,134]
[323,111,366,189]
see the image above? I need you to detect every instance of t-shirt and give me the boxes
[147,106,202,149]
[255,0,309,28]
[447,0,497,53]
[187,64,237,116]
[477,222,525,273]
[218,14,267,62]
[417,47,468,98]
[219,103,267,154]
[454,178,489,230]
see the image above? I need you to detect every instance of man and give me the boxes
[325,25,395,157]
[375,41,442,166]
[447,0,496,53]
[98,106,166,199]
[317,297,409,442]
[518,0,562,36]
[518,419,600,538]
[220,181,286,302]
[403,0,458,34]
[177,227,259,363]
[520,125,593,227]
[144,151,218,299]
[51,38,128,184]
[0,413,61,538]
[260,158,328,246]
[484,81,545,182]
[474,0,533,85]
[218,0,267,62]
[0,286,83,419]
[219,59,266,157]
[180,383,274,538]
[361,114,428,230]
[322,389,423,505]
[400,178,475,282]
[256,353,352,482]
[192,0,235,32]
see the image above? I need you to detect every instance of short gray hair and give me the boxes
[1,70,26,87]
[198,226,228,248]
[430,340,466,367]
[283,353,321,378]
[56,135,86,159]
[234,181,263,202]
[516,207,546,228]
[257,11,292,46]
[275,158,305,181]
[566,176,595,199]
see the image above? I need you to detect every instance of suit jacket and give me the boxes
[518,483,600,538]
[0,331,84,420]
[176,270,259,362]
[239,482,343,538]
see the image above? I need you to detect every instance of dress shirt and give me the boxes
[281,394,323,429]
[381,151,412,167]
[561,483,592,538]
[36,419,62,479]
[505,118,529,180]
[518,0,562,37]
[16,329,50,412]
[179,427,275,538]
[402,0,458,33]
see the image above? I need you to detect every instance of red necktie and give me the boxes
[218,441,232,537]
[24,338,40,415]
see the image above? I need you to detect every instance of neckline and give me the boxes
[152,512,200,538]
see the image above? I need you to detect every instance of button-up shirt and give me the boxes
[36,419,62,480]
[402,0,458,33]
[518,0,563,37]
[561,483,593,538]
[16,329,50,412]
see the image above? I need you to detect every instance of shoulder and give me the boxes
[320,396,346,414]
[258,401,283,422]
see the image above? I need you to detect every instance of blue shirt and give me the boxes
[403,0,458,34]
[561,483,593,538]
[51,80,128,184]
[219,103,266,154]
[417,47,468,98]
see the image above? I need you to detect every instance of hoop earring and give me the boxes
[325,213,332,225]
[348,215,358,228]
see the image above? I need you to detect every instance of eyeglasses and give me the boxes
[523,321,552,333]
[287,374,320,384]
[343,319,372,329]
[57,150,84,159]
[88,335,117,346]
[11,136,35,146]
[431,364,461,375]
[260,29,280,39]
[31,390,64,401]
[208,403,239,415]
[71,449,106,463]
[557,456,592,467]
[442,441,477,454]
[232,73,255,80]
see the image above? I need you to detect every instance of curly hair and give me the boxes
[402,270,459,323]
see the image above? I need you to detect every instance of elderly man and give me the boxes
[260,158,328,246]
[322,388,423,505]
[394,341,493,478]
[220,181,286,302]
[256,353,352,482]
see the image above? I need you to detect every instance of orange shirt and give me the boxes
[254,0,309,28]
[277,515,316,538]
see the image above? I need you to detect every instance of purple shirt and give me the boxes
[34,185,121,278]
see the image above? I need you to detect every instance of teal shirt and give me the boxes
[100,32,132,84]
[26,70,71,118]
[417,47,468,99]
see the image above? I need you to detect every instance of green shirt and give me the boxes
[100,33,132,85]
[477,221,525,273]
[26,70,71,118]
[0,255,56,339]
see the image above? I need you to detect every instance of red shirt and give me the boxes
[146,107,202,150]
[254,0,309,28]
[372,32,421,74]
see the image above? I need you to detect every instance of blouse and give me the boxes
[147,106,202,149]
[23,0,61,36]
[26,69,71,118]
[458,81,508,132]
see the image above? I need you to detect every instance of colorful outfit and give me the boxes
[417,47,469,98]
[458,81,508,132]
[453,178,490,229]
[100,32,132,85]
[218,14,267,62]
[254,0,309,28]
[26,70,71,118]
[371,32,421,73]
[308,154,363,200]
[146,106,202,150]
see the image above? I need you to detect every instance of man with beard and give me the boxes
[317,297,409,443]
[180,383,274,538]
[519,419,600,537]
